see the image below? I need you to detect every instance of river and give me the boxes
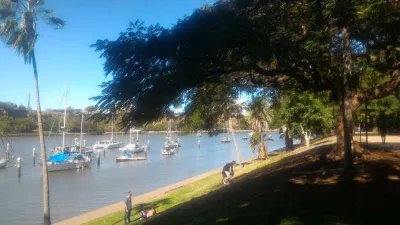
[0,132,285,225]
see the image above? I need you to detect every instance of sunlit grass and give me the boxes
[84,151,295,225]
[84,138,331,225]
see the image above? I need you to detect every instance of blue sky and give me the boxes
[0,0,211,110]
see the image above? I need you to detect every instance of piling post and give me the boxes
[6,143,10,160]
[147,140,150,150]
[198,140,201,149]
[97,150,100,166]
[103,149,106,157]
[17,157,21,180]
[32,148,36,165]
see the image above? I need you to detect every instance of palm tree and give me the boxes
[247,97,272,160]
[0,1,65,224]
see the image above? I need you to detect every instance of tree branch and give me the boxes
[355,69,400,106]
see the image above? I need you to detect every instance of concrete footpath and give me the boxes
[54,168,221,225]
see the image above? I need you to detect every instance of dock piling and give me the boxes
[97,150,100,166]
[6,143,10,160]
[32,148,36,165]
[17,157,21,180]
[17,157,21,168]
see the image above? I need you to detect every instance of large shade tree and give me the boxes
[0,0,65,224]
[92,0,400,170]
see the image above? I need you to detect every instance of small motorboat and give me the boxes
[161,148,175,155]
[267,134,274,141]
[242,136,248,140]
[116,153,146,162]
[221,136,231,143]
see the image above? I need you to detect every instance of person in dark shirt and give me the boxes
[222,161,236,184]
[124,191,132,225]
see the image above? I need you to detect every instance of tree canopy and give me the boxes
[92,0,400,131]
[273,91,336,146]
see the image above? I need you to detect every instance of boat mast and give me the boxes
[168,119,171,137]
[62,84,68,149]
[111,115,114,141]
[79,109,84,154]
[129,129,132,144]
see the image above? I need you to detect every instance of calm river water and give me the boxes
[0,132,284,225]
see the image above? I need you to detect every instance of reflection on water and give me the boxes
[0,132,284,225]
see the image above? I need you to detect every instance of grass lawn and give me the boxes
[85,138,400,225]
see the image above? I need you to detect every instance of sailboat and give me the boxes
[161,120,179,155]
[93,116,123,149]
[0,140,8,169]
[164,120,180,148]
[122,129,146,153]
[47,85,91,172]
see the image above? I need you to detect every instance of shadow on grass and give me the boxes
[143,143,400,225]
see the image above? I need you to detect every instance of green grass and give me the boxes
[84,151,291,225]
[84,139,399,225]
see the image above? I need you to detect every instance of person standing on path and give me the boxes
[124,191,132,224]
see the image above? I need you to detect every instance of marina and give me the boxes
[0,132,284,225]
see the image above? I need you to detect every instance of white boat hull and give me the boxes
[93,144,105,149]
[116,156,147,162]
[47,162,90,172]
[122,144,146,153]
[0,158,7,169]
[105,142,123,149]
[47,160,91,172]
[161,148,175,155]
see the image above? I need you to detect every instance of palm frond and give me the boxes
[34,0,44,6]
[0,0,14,19]
[36,8,53,15]
[0,18,17,37]
[0,0,64,64]
[47,16,65,29]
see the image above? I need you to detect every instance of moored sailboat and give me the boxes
[122,129,146,153]
[93,116,122,149]
[47,85,91,172]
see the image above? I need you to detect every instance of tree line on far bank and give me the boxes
[0,101,251,134]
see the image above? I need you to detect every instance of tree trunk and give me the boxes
[343,94,354,170]
[259,135,267,160]
[336,111,345,156]
[342,27,354,170]
[300,124,310,147]
[31,50,51,225]
[284,126,294,150]
[365,101,368,148]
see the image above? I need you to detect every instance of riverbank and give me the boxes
[59,135,400,225]
[54,137,335,225]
